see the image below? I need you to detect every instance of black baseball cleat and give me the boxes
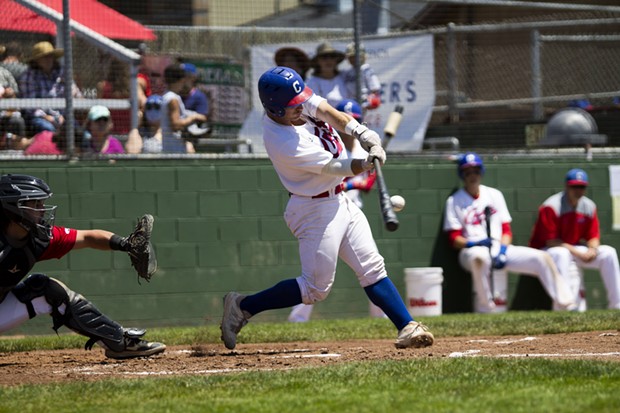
[104,328,166,360]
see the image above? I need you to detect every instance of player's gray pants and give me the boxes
[459,245,574,312]
[285,194,387,304]
[547,245,620,309]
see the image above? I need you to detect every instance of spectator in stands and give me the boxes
[81,105,125,154]
[306,42,348,107]
[126,94,163,154]
[0,42,28,81]
[343,42,382,111]
[529,168,620,310]
[23,130,62,155]
[96,58,141,135]
[161,63,206,153]
[18,41,82,135]
[0,64,27,145]
[274,47,311,80]
[180,63,209,117]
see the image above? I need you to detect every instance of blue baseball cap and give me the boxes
[181,63,197,75]
[566,168,589,186]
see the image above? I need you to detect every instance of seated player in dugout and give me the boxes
[442,152,576,313]
[0,174,164,359]
[529,168,620,310]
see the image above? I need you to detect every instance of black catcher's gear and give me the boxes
[0,174,56,241]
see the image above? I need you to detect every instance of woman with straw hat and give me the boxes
[18,41,82,135]
[305,41,348,107]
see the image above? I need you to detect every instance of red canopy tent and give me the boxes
[0,0,156,41]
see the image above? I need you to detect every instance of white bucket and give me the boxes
[404,267,444,317]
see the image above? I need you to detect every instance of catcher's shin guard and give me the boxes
[13,273,126,351]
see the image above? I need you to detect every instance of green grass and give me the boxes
[0,310,619,413]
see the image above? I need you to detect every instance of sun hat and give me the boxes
[345,42,366,57]
[275,47,310,67]
[87,105,111,121]
[311,42,345,64]
[29,41,63,62]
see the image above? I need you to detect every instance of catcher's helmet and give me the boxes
[258,66,313,117]
[0,174,56,240]
[457,152,485,179]
[335,98,363,122]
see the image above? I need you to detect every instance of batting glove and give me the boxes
[493,244,508,269]
[348,122,382,152]
[367,145,386,166]
[465,238,492,248]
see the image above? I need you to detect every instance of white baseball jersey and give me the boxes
[443,184,511,245]
[262,93,386,305]
[263,94,347,197]
[305,75,348,108]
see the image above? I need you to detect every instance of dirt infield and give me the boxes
[1,330,618,386]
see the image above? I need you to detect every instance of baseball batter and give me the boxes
[443,153,575,313]
[221,66,433,350]
[0,174,165,359]
[530,168,620,309]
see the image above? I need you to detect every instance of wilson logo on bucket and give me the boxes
[410,298,438,307]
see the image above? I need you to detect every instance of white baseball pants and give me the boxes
[546,245,620,309]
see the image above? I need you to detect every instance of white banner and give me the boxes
[240,35,435,153]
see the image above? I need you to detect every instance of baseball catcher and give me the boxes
[0,174,165,359]
[110,214,157,283]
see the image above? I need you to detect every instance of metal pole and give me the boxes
[531,29,543,120]
[130,63,139,131]
[447,22,459,123]
[62,0,75,157]
[353,0,362,105]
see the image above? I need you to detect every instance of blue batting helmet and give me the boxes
[335,99,363,122]
[258,66,313,117]
[457,152,485,179]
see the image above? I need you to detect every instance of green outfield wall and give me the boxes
[1,155,616,335]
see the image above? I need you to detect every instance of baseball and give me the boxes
[390,195,406,212]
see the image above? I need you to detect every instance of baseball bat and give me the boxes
[484,206,495,299]
[374,105,404,232]
[382,104,404,149]
[374,158,399,232]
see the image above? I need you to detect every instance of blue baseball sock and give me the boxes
[240,278,302,316]
[364,277,413,330]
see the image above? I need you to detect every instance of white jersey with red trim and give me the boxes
[262,94,348,197]
[443,184,512,243]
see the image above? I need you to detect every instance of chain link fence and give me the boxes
[1,2,619,157]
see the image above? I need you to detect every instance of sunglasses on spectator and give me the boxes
[94,117,109,123]
[569,185,587,190]
[318,54,341,60]
[146,102,161,110]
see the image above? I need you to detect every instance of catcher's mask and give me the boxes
[0,174,57,240]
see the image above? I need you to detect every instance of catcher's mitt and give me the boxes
[126,214,157,282]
